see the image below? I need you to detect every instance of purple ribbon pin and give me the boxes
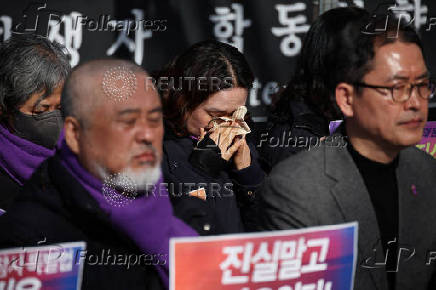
[411,184,417,196]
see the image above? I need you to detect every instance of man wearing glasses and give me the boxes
[258,8,436,290]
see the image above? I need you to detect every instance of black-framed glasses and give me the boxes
[354,79,436,103]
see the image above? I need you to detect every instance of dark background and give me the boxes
[1,0,435,121]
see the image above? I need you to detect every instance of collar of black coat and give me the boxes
[5,153,147,251]
[163,120,192,140]
[163,122,197,164]
[290,100,330,137]
[267,99,330,137]
[27,153,111,222]
[0,166,22,211]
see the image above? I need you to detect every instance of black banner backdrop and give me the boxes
[1,0,435,121]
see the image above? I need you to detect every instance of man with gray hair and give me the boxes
[0,59,197,289]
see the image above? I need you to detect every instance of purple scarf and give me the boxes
[0,124,55,185]
[58,138,197,288]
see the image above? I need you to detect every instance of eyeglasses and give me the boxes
[354,79,436,103]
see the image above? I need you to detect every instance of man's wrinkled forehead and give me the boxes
[114,106,162,119]
[366,41,427,82]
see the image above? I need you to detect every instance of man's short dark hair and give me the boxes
[333,9,424,94]
[273,7,423,122]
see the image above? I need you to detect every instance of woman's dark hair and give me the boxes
[0,34,71,123]
[272,6,423,123]
[157,40,254,136]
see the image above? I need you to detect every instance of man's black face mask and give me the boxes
[12,110,63,149]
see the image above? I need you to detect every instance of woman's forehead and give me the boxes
[202,88,248,112]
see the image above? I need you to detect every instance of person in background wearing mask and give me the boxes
[0,59,197,289]
[0,34,70,211]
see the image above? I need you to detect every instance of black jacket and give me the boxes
[0,166,21,211]
[162,128,265,235]
[258,100,330,172]
[0,154,165,290]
